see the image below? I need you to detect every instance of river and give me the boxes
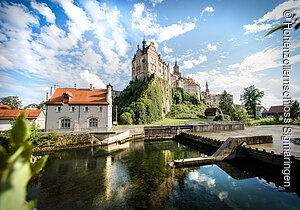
[27,139,300,209]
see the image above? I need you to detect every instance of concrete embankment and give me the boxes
[172,132,300,168]
[144,122,244,140]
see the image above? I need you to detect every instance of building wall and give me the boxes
[182,80,201,100]
[46,104,111,132]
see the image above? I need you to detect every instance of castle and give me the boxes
[201,82,233,106]
[131,40,232,109]
[132,40,201,100]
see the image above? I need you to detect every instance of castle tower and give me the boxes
[173,58,181,77]
[205,81,209,94]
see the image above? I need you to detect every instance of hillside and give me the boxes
[113,75,210,125]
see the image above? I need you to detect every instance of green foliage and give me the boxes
[167,87,205,118]
[113,74,162,125]
[120,112,133,125]
[213,114,231,121]
[273,113,280,122]
[219,90,233,116]
[230,105,249,124]
[0,96,22,109]
[291,100,300,121]
[242,85,264,120]
[0,112,48,210]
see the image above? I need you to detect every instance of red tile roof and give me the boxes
[45,88,108,105]
[0,109,44,120]
[268,105,284,114]
[0,105,12,110]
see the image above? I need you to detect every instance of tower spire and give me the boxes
[142,36,147,54]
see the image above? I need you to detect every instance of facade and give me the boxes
[0,107,45,131]
[257,106,267,117]
[201,82,233,106]
[132,40,201,99]
[45,84,112,132]
[112,90,122,101]
[266,105,284,117]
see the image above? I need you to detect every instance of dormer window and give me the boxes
[62,91,72,104]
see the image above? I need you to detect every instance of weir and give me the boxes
[170,135,273,167]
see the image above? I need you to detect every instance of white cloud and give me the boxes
[0,2,39,29]
[131,3,196,43]
[243,0,300,34]
[79,70,106,89]
[218,60,222,64]
[31,1,56,23]
[182,55,207,69]
[150,0,164,7]
[162,45,173,54]
[201,6,214,16]
[207,44,217,51]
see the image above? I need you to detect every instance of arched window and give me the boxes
[61,119,70,128]
[89,118,98,127]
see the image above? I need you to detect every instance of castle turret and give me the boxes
[142,38,147,54]
[173,58,181,77]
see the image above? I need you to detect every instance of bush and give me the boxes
[213,114,231,121]
[273,113,280,122]
[120,112,133,125]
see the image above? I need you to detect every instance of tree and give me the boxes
[290,100,300,121]
[219,90,233,116]
[231,105,249,124]
[0,96,22,109]
[242,85,264,119]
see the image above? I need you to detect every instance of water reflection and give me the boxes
[28,140,300,209]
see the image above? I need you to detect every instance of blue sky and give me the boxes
[0,0,299,108]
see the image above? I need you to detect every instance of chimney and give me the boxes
[74,83,78,89]
[54,84,57,91]
[107,84,112,104]
[46,92,50,101]
[90,84,93,91]
[50,86,53,96]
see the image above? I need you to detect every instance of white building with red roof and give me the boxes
[45,84,112,132]
[0,106,45,131]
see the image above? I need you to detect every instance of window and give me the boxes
[61,119,70,128]
[84,107,88,112]
[56,106,61,113]
[98,107,102,112]
[70,107,75,112]
[89,118,98,127]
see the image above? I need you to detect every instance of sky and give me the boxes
[0,0,300,108]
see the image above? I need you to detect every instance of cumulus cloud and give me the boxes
[31,1,56,23]
[80,70,106,89]
[0,0,132,105]
[201,6,214,16]
[182,55,207,69]
[162,44,173,54]
[207,44,217,51]
[244,0,300,34]
[150,0,164,7]
[131,3,196,43]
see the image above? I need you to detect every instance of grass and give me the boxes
[112,117,212,130]
[248,118,284,126]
